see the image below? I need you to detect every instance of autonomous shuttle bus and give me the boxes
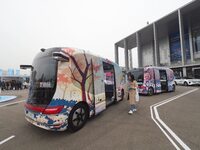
[21,47,125,131]
[130,66,175,95]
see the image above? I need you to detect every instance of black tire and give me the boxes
[148,87,154,96]
[121,89,124,100]
[172,85,175,92]
[174,81,177,85]
[68,103,89,132]
[184,82,188,86]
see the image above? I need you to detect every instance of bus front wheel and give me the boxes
[68,103,89,132]
[148,87,154,96]
[172,85,175,92]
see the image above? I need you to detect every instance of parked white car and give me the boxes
[175,77,200,86]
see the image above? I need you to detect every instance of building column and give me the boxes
[178,9,186,66]
[129,49,133,69]
[136,32,142,67]
[114,44,119,64]
[124,39,129,71]
[168,38,172,66]
[183,67,187,77]
[188,19,194,63]
[153,23,160,66]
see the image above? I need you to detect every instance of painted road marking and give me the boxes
[150,88,198,150]
[150,106,180,150]
[0,135,15,145]
[0,100,25,108]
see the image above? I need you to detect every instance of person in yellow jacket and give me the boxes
[128,73,138,114]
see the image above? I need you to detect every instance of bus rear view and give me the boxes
[23,48,69,131]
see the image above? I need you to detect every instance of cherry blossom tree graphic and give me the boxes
[62,48,101,104]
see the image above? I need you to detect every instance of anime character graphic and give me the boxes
[132,67,175,95]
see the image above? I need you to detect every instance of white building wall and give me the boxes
[141,42,154,66]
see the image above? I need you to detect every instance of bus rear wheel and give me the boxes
[68,103,89,132]
[148,87,154,96]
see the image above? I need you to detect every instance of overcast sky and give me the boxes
[0,0,192,72]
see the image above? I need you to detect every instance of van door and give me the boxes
[103,62,116,106]
[93,59,106,115]
[159,70,168,92]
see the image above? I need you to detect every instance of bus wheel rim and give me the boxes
[149,88,153,95]
[72,108,86,127]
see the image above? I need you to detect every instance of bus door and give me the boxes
[159,70,168,92]
[103,62,116,106]
[93,59,106,115]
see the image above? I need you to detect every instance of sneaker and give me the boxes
[132,109,137,112]
[128,110,133,114]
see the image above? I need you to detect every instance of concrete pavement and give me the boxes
[0,86,199,150]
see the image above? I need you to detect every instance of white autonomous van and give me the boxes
[21,47,125,132]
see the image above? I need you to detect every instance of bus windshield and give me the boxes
[131,69,144,83]
[27,51,58,105]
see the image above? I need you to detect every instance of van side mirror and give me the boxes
[20,65,33,70]
[53,51,69,62]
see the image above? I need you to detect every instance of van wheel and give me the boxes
[184,82,188,86]
[68,103,88,132]
[121,89,124,100]
[148,87,154,96]
[172,85,175,92]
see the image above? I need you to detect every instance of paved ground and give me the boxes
[0,86,199,150]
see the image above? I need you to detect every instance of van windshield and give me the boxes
[131,69,144,83]
[27,50,58,105]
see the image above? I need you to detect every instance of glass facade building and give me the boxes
[115,0,200,78]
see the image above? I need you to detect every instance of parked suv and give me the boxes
[175,77,200,86]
